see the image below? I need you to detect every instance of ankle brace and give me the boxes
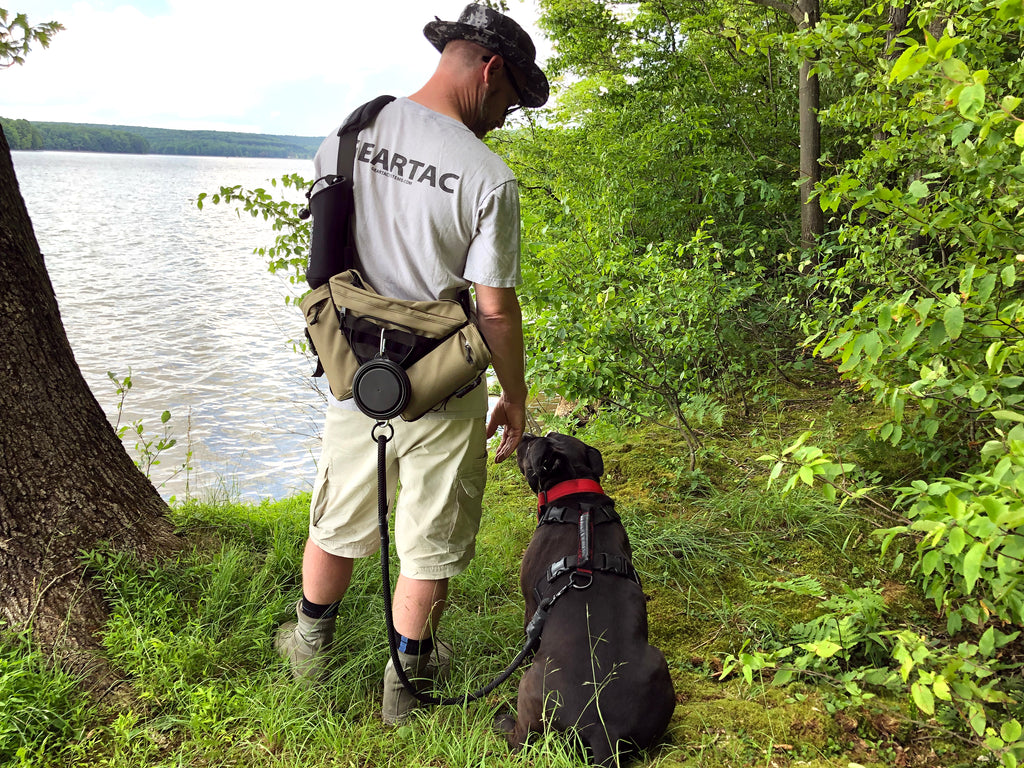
[396,634,434,656]
[300,596,340,620]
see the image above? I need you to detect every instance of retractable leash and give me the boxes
[370,419,540,707]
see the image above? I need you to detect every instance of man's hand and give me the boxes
[486,394,526,463]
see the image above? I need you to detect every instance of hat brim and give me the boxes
[424,20,549,108]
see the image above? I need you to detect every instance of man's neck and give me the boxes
[408,64,491,137]
[408,86,470,126]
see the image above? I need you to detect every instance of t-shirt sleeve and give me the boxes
[463,179,522,288]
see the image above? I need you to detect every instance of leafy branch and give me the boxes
[0,9,63,68]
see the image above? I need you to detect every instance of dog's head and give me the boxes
[516,432,604,493]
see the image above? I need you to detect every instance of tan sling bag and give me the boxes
[301,269,491,421]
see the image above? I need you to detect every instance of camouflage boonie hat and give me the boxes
[424,3,549,108]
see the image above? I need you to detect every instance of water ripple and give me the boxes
[13,151,323,502]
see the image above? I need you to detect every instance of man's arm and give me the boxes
[474,283,527,463]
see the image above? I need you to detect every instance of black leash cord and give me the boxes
[374,423,538,707]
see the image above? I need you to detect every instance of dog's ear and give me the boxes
[585,445,604,479]
[538,440,566,481]
[520,439,546,492]
[523,438,565,492]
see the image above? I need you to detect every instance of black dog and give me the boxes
[498,433,675,766]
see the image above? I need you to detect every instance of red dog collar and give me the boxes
[537,479,605,511]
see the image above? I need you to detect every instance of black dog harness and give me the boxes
[524,479,641,647]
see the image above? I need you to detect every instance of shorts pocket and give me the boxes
[448,464,486,548]
[309,458,331,529]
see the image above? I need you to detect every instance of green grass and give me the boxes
[0,384,979,768]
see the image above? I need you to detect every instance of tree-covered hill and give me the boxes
[0,116,321,158]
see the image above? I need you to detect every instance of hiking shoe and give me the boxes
[381,640,453,725]
[274,600,337,681]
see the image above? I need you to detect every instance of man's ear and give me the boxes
[481,53,504,86]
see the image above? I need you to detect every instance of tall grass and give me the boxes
[0,632,90,766]
[3,403,953,768]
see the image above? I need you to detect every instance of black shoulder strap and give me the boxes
[336,95,396,186]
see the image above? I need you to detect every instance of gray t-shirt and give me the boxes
[312,97,522,418]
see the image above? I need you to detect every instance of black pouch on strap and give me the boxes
[303,95,396,289]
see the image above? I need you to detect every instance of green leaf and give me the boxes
[908,180,929,199]
[890,45,924,83]
[878,304,892,332]
[993,410,1024,423]
[980,627,996,656]
[799,639,842,659]
[942,57,970,81]
[1001,719,1022,743]
[970,704,988,737]
[987,341,1005,372]
[943,306,964,340]
[1002,265,1017,287]
[998,0,1024,21]
[959,82,986,119]
[915,296,936,321]
[951,121,974,145]
[911,681,935,715]
[1015,121,1024,147]
[963,541,988,594]
[772,669,794,686]
[944,526,968,555]
[922,549,942,575]
[798,465,815,486]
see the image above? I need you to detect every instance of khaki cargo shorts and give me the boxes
[308,407,488,579]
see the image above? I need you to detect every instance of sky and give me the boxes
[1,0,552,137]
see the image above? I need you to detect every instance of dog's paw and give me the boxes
[493,708,516,735]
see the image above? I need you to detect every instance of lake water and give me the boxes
[11,150,326,502]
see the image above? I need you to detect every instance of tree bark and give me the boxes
[0,126,180,682]
[750,0,824,248]
[886,3,912,57]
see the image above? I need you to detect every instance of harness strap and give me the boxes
[538,502,621,526]
[527,485,642,647]
[546,552,639,585]
[577,510,593,575]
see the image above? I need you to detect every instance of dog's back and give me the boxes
[527,564,675,764]
[505,434,675,766]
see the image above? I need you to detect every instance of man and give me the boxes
[275,4,548,726]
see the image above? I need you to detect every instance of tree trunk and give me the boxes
[750,0,824,248]
[886,3,912,56]
[0,126,180,682]
[797,44,823,248]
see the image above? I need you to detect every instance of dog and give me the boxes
[497,433,675,766]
